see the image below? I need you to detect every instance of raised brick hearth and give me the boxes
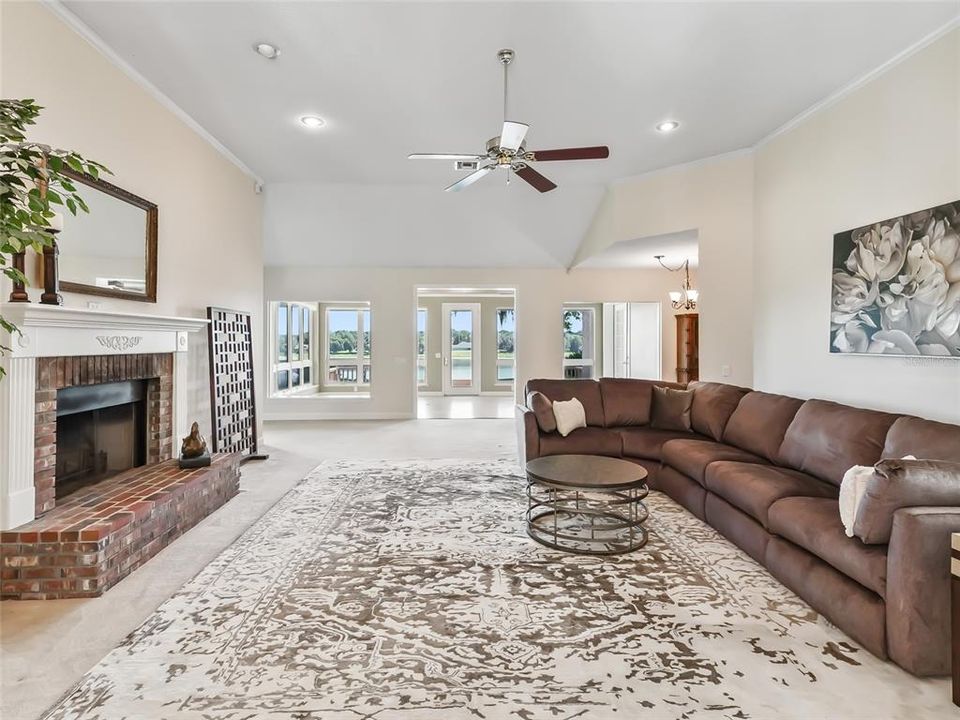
[1,454,240,600]
[34,353,174,516]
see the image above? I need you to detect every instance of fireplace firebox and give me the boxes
[55,380,148,499]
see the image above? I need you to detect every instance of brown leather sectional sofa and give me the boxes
[515,377,960,676]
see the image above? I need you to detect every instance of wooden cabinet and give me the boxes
[675,313,699,384]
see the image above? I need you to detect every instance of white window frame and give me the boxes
[495,307,515,386]
[562,306,596,379]
[417,308,428,387]
[271,302,316,396]
[323,305,371,389]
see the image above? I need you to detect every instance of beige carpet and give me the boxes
[42,459,951,719]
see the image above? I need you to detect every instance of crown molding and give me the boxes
[756,15,960,148]
[41,1,264,187]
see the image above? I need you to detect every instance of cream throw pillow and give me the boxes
[552,398,587,437]
[839,455,915,537]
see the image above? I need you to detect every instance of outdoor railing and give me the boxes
[327,359,371,384]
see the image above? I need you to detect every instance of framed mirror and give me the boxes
[55,168,158,303]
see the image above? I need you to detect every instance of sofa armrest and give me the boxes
[854,459,960,544]
[515,403,540,470]
[886,506,960,676]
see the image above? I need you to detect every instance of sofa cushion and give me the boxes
[527,391,557,433]
[722,391,804,461]
[618,427,700,461]
[704,461,838,528]
[650,386,694,432]
[661,438,767,486]
[688,382,750,441]
[599,378,684,427]
[768,496,888,597]
[882,416,960,463]
[853,458,960,544]
[778,400,899,486]
[526,379,605,427]
[539,426,622,458]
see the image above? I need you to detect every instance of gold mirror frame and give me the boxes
[57,168,158,303]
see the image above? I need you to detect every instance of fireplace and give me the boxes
[55,380,148,499]
[1,304,210,533]
[34,353,175,515]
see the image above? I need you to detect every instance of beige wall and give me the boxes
[263,267,684,419]
[417,296,515,394]
[575,152,755,387]
[0,3,264,438]
[753,28,960,422]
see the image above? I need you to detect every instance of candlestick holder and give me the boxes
[39,231,63,306]
[7,251,30,302]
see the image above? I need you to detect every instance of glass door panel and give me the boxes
[442,303,480,395]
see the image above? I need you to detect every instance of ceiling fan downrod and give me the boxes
[498,48,514,125]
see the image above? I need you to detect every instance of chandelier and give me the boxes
[654,255,698,311]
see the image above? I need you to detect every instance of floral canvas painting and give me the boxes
[831,200,960,357]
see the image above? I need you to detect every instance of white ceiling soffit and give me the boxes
[59,1,960,186]
[575,230,699,270]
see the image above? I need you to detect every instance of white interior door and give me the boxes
[442,303,481,395]
[628,302,662,380]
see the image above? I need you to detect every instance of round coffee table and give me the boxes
[525,454,649,555]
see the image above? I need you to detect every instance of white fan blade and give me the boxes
[408,153,485,160]
[499,121,529,152]
[444,165,494,192]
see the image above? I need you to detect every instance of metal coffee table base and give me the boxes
[525,483,649,555]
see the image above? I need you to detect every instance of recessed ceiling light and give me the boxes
[254,42,280,60]
[299,115,326,129]
[656,120,680,133]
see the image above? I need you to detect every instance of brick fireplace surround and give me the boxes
[33,353,174,516]
[0,304,242,600]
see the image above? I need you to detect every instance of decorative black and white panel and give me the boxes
[207,306,263,458]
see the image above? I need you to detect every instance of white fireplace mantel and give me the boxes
[0,303,208,358]
[0,304,209,530]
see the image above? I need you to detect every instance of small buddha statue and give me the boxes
[179,421,211,468]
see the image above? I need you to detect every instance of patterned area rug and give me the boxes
[44,459,949,719]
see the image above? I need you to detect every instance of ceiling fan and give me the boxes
[408,48,609,193]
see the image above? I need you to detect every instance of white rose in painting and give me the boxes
[867,329,920,355]
[846,221,907,282]
[884,241,948,335]
[831,319,871,354]
[831,271,877,325]
[920,218,960,338]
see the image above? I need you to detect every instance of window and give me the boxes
[496,308,515,384]
[417,309,427,385]
[325,306,372,387]
[562,307,596,379]
[273,303,314,394]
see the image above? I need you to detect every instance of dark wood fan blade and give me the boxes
[515,165,557,193]
[527,146,609,161]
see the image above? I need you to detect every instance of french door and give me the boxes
[442,303,481,395]
[602,302,662,379]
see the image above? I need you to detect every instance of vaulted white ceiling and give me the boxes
[60,1,960,267]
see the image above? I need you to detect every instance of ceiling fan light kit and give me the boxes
[408,48,610,193]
